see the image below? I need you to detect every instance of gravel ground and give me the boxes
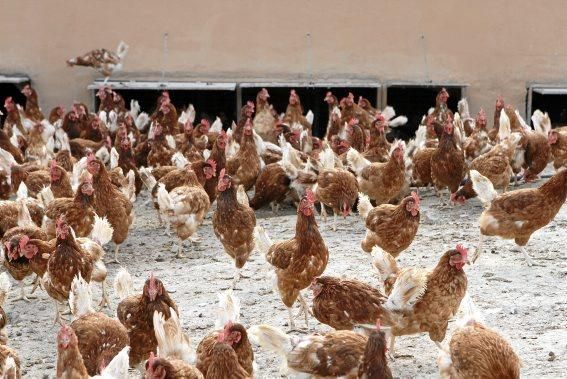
[4,166,567,378]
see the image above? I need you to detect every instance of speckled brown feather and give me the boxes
[316,168,358,215]
[362,196,420,256]
[448,322,520,379]
[312,276,386,330]
[226,133,261,191]
[71,312,129,376]
[431,132,466,193]
[249,163,290,210]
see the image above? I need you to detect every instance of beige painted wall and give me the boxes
[1,0,567,116]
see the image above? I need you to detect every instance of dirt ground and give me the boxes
[4,166,567,378]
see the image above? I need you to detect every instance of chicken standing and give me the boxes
[314,147,358,231]
[310,276,386,330]
[254,190,328,329]
[212,170,256,287]
[249,324,368,378]
[357,192,420,256]
[117,273,178,366]
[373,245,468,354]
[470,168,567,265]
[86,152,133,262]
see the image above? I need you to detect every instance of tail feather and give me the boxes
[1,357,17,379]
[236,185,249,207]
[531,109,551,135]
[253,226,273,257]
[116,41,129,60]
[388,115,408,128]
[210,117,223,133]
[215,289,241,329]
[319,147,337,170]
[129,99,140,119]
[305,110,314,125]
[357,192,373,220]
[248,324,292,357]
[171,152,189,168]
[135,112,150,131]
[458,98,471,119]
[17,200,34,227]
[95,346,130,378]
[371,248,399,279]
[0,273,12,307]
[139,167,157,192]
[113,267,133,301]
[457,292,485,327]
[470,170,497,205]
[157,183,173,211]
[498,110,511,141]
[123,170,136,203]
[69,274,94,318]
[16,182,28,200]
[346,148,370,176]
[154,308,195,364]
[110,147,119,169]
[382,106,396,121]
[90,215,114,246]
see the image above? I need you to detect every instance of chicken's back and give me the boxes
[316,168,358,214]
[71,312,129,376]
[312,277,386,330]
[449,322,520,379]
[287,331,367,377]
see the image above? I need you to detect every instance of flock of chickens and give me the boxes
[0,80,565,379]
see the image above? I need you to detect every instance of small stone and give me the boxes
[155,256,165,262]
[140,242,146,246]
[548,351,556,361]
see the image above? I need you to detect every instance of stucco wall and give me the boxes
[1,0,567,116]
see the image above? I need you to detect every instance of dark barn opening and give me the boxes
[91,81,238,128]
[529,88,567,127]
[385,84,464,140]
[0,81,28,125]
[240,85,379,138]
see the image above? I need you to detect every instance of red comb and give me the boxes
[219,168,226,180]
[19,235,30,251]
[305,188,316,203]
[375,319,382,330]
[201,119,210,127]
[456,244,468,256]
[50,160,57,169]
[87,152,95,163]
[348,118,359,126]
[411,191,420,206]
[207,159,217,175]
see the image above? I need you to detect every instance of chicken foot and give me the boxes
[287,307,296,330]
[13,281,36,302]
[513,245,535,266]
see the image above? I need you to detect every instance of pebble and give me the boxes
[155,256,165,262]
[548,351,556,361]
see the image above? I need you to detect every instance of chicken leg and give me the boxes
[320,203,328,223]
[98,281,110,310]
[52,299,65,325]
[516,245,535,266]
[30,274,43,294]
[287,307,296,330]
[13,281,35,302]
[176,239,185,258]
[111,245,121,264]
[231,268,242,289]
[270,202,280,215]
[296,293,312,328]
[332,212,338,232]
[471,233,485,264]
